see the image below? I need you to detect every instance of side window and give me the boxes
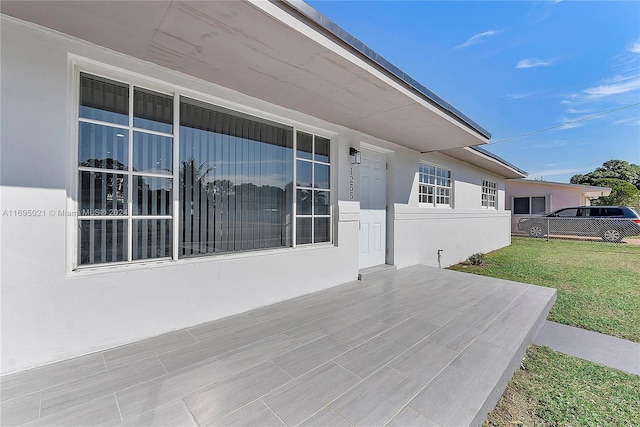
[556,208,578,217]
[606,208,623,216]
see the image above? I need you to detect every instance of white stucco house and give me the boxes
[505,179,611,233]
[0,0,526,374]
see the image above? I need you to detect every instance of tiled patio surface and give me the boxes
[1,265,556,427]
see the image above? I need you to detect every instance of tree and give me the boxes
[588,178,640,207]
[570,160,640,190]
[570,160,640,206]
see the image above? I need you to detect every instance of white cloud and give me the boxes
[516,58,556,69]
[613,117,640,126]
[566,108,591,114]
[528,166,596,178]
[628,40,640,54]
[504,92,533,100]
[455,30,502,49]
[556,122,584,130]
[583,76,640,98]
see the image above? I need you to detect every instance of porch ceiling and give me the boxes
[2,0,490,152]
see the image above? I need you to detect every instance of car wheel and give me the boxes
[602,229,623,243]
[528,225,545,238]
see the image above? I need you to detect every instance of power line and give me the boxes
[488,102,640,145]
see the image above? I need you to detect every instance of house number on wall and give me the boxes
[349,167,355,200]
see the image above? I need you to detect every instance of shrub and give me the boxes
[467,252,486,266]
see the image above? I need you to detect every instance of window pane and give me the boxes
[133,219,172,260]
[133,132,173,174]
[296,218,312,245]
[79,171,127,215]
[513,197,529,215]
[297,189,312,214]
[314,217,330,243]
[133,88,173,133]
[296,160,312,187]
[556,208,578,217]
[80,73,128,125]
[79,122,128,170]
[314,164,330,189]
[315,136,330,163]
[297,131,313,160]
[314,190,330,215]
[179,99,293,257]
[78,219,127,265]
[531,197,546,215]
[133,176,172,216]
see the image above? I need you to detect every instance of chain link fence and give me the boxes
[515,216,640,243]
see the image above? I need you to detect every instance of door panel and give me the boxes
[359,149,386,269]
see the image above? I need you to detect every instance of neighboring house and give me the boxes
[506,179,611,233]
[0,1,526,374]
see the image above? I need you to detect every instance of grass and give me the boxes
[449,237,640,426]
[449,237,640,342]
[485,345,640,427]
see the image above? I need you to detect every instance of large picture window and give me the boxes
[418,163,452,207]
[179,99,293,257]
[76,72,331,267]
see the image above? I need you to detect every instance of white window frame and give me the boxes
[70,63,334,271]
[481,180,497,209]
[418,162,453,208]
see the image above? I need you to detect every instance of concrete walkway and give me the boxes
[534,321,640,375]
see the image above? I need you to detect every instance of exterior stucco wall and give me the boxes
[1,16,514,374]
[505,180,594,233]
[0,17,365,374]
[390,150,510,268]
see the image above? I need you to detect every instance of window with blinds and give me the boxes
[76,72,331,268]
[178,98,294,257]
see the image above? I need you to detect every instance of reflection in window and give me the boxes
[78,73,174,265]
[179,98,293,257]
[513,196,546,215]
[76,73,333,267]
[419,163,452,207]
[482,180,497,209]
[296,131,331,244]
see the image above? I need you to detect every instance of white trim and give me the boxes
[359,141,394,154]
[418,161,453,208]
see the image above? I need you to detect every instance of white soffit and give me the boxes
[440,147,527,179]
[2,0,490,152]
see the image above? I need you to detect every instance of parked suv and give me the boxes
[517,206,640,242]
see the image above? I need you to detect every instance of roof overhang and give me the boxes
[1,0,491,152]
[439,146,528,179]
[506,179,612,197]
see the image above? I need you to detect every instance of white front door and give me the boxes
[359,149,386,269]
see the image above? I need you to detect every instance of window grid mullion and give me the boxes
[127,84,134,262]
[172,94,180,261]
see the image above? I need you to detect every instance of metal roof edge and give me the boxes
[278,0,492,140]
[469,146,528,176]
[506,178,612,192]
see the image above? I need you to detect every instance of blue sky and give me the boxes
[306,0,640,183]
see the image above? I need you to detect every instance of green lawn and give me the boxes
[448,237,640,426]
[486,345,640,427]
[449,237,640,342]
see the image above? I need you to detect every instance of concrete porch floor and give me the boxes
[1,265,556,427]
